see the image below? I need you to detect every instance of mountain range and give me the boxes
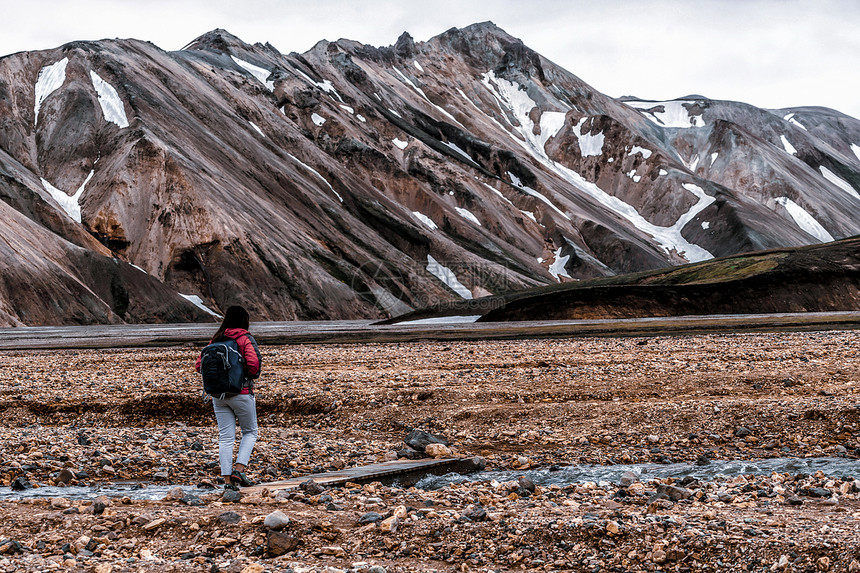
[1,22,858,326]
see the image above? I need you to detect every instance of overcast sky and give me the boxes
[4,0,859,118]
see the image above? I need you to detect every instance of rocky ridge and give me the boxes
[1,23,859,325]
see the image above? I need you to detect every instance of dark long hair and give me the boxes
[211,305,250,342]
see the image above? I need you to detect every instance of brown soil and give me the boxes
[0,330,859,571]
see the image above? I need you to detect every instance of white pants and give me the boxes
[212,394,258,476]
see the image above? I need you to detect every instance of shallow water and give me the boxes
[416,457,860,490]
[0,483,213,502]
[1,457,856,500]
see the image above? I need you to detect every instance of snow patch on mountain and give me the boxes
[625,100,705,128]
[339,105,354,114]
[784,112,807,130]
[820,166,859,199]
[441,141,475,163]
[392,138,408,150]
[455,207,481,226]
[775,197,834,242]
[287,154,342,202]
[780,135,797,155]
[571,117,605,157]
[180,294,222,318]
[659,169,668,176]
[626,170,641,183]
[398,315,482,325]
[851,144,860,162]
[483,71,712,263]
[710,152,719,166]
[294,68,344,102]
[89,71,129,128]
[548,247,570,281]
[412,211,437,230]
[34,58,68,126]
[629,146,653,159]
[507,172,568,219]
[41,169,94,223]
[311,113,326,126]
[249,121,265,136]
[426,255,472,299]
[230,56,274,91]
[393,66,462,126]
[413,60,424,72]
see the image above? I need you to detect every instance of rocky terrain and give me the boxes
[0,331,858,571]
[1,22,859,325]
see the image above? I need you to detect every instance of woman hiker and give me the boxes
[195,305,262,490]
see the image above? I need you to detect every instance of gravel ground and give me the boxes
[0,330,858,572]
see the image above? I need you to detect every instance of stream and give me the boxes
[0,457,856,501]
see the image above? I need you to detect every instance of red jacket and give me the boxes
[195,328,262,393]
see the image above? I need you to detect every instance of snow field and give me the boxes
[625,100,705,128]
[89,71,129,128]
[571,117,605,157]
[455,207,481,226]
[412,211,437,230]
[820,166,859,199]
[249,121,265,137]
[392,138,408,150]
[548,247,571,281]
[426,255,472,299]
[775,197,834,242]
[230,56,274,91]
[629,146,653,159]
[34,58,68,126]
[40,170,94,223]
[311,113,326,126]
[180,294,222,318]
[780,135,797,155]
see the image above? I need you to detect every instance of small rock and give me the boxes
[164,486,185,501]
[94,564,112,573]
[266,530,300,557]
[817,556,831,571]
[404,429,448,453]
[805,487,833,498]
[461,504,487,522]
[424,443,452,458]
[0,540,22,555]
[606,520,620,535]
[51,497,71,509]
[396,446,424,460]
[320,546,346,557]
[56,469,75,485]
[152,471,169,481]
[785,496,803,506]
[379,516,399,533]
[367,567,387,573]
[619,471,638,487]
[383,450,398,461]
[10,476,31,491]
[180,494,204,506]
[218,511,241,524]
[734,426,752,438]
[222,488,241,503]
[263,510,290,530]
[358,512,383,525]
[300,480,325,495]
[657,484,693,501]
[518,476,536,493]
[142,518,166,531]
[647,435,659,444]
[848,560,860,573]
[774,555,789,570]
[393,505,408,518]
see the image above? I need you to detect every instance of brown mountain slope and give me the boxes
[0,23,858,325]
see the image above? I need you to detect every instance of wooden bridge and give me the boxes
[241,456,485,495]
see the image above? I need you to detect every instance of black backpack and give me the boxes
[199,339,245,399]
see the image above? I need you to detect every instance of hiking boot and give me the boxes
[231,470,254,487]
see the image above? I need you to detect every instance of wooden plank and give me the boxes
[240,457,484,495]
